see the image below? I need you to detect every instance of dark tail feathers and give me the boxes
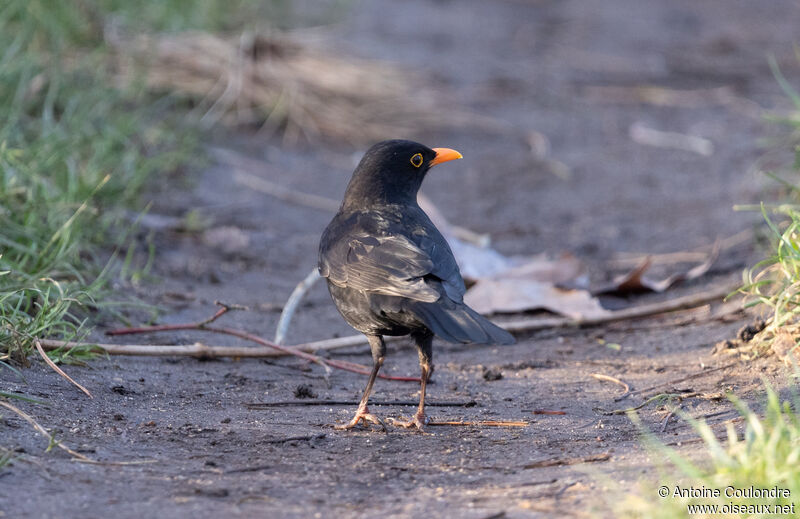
[412,301,515,345]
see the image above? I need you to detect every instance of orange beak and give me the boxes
[430,148,463,167]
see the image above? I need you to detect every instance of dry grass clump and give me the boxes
[112,30,434,144]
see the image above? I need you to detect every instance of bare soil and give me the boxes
[4,0,800,517]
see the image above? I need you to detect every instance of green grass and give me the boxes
[611,385,800,518]
[0,1,297,361]
[0,1,204,361]
[604,57,800,519]
[738,57,800,349]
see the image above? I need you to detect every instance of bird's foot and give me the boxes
[388,412,429,432]
[335,406,387,432]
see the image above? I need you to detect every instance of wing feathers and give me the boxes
[321,233,440,302]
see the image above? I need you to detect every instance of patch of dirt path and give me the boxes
[4,0,800,517]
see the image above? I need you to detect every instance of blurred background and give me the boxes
[4,2,800,517]
[3,0,800,349]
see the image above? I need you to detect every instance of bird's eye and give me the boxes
[410,153,423,168]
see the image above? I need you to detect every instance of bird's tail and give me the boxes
[411,301,515,345]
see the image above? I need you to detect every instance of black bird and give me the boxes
[318,139,515,431]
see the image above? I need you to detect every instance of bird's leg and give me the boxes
[389,331,433,431]
[335,335,387,431]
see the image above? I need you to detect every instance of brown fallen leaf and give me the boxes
[465,278,609,319]
[430,200,603,317]
[593,243,718,296]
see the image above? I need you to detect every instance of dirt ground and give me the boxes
[5,0,800,517]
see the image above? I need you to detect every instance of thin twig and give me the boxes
[427,420,529,427]
[590,373,630,399]
[595,392,681,416]
[246,400,477,409]
[596,392,722,416]
[105,300,242,335]
[628,363,736,397]
[501,283,738,333]
[105,303,419,383]
[0,400,91,462]
[531,410,567,415]
[41,286,737,371]
[608,230,752,268]
[661,405,682,433]
[629,122,714,156]
[34,340,93,399]
[232,167,340,213]
[297,283,738,353]
[274,268,321,345]
[75,459,158,466]
[265,433,326,445]
[524,452,610,469]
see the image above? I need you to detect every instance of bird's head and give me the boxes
[342,139,462,209]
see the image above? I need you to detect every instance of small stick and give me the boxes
[42,286,737,371]
[661,405,681,433]
[38,339,419,381]
[591,373,630,398]
[274,268,321,345]
[500,283,737,333]
[264,433,326,444]
[269,283,739,353]
[628,363,736,396]
[246,400,477,408]
[231,166,340,213]
[427,420,528,427]
[629,122,713,156]
[524,452,610,469]
[106,300,242,336]
[34,340,93,399]
[608,230,752,268]
[0,400,92,462]
[107,303,419,383]
[596,391,722,416]
[264,283,740,355]
[531,410,566,415]
[75,459,158,466]
[595,392,694,416]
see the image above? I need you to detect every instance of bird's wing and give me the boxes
[320,232,443,302]
[412,232,466,302]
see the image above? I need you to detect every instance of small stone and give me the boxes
[712,339,738,355]
[294,384,317,399]
[482,368,503,381]
[737,319,766,342]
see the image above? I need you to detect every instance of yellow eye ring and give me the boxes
[410,153,423,168]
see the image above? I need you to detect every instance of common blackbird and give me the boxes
[318,139,515,431]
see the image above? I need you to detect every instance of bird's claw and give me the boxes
[335,407,387,431]
[388,412,429,432]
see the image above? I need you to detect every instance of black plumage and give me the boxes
[319,139,514,431]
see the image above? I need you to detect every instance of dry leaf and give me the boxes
[432,205,604,318]
[593,244,718,296]
[465,278,609,319]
